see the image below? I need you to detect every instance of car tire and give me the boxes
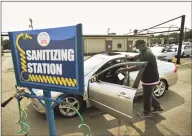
[153,80,168,98]
[182,52,185,57]
[55,95,84,118]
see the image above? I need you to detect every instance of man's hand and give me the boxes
[125,55,132,59]
[116,66,139,73]
[116,68,124,74]
[126,54,139,60]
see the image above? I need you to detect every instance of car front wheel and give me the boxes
[153,80,168,98]
[55,95,84,118]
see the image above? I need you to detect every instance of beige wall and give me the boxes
[84,38,105,54]
[83,36,149,54]
[112,38,127,51]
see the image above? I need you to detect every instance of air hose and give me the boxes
[16,94,91,136]
[124,125,130,136]
[68,102,130,136]
[67,103,91,136]
[17,97,30,136]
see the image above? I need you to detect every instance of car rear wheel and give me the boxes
[153,80,167,98]
[55,95,84,118]
[182,52,185,57]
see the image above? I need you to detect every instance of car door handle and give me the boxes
[117,92,131,99]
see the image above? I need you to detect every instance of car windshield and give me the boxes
[183,42,191,46]
[172,45,186,49]
[183,43,187,45]
[84,56,105,76]
[166,48,174,52]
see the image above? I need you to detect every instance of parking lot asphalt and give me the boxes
[1,53,192,136]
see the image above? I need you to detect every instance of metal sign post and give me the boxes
[43,90,57,135]
[8,24,84,136]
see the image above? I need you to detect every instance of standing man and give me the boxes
[117,40,164,118]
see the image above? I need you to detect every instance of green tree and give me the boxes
[1,36,4,50]
[1,36,3,45]
[2,39,10,49]
[154,34,169,44]
[185,30,192,40]
[150,30,192,44]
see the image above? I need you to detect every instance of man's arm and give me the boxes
[132,54,140,60]
[118,65,141,73]
[126,54,140,61]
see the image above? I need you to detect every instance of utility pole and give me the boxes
[184,27,187,42]
[107,28,110,35]
[176,15,185,65]
[29,18,33,30]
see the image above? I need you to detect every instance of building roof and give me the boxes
[1,32,149,38]
[83,35,149,38]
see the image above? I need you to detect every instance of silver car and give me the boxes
[31,52,178,118]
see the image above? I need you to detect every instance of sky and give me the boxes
[2,2,192,35]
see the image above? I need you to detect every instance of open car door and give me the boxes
[88,62,147,122]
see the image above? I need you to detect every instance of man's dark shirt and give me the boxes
[139,48,159,83]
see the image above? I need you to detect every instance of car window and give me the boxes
[84,56,106,76]
[185,46,190,49]
[115,58,126,63]
[95,62,147,89]
[97,58,125,72]
[96,57,132,86]
[183,42,191,46]
[166,49,174,52]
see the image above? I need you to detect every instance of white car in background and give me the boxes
[183,42,192,46]
[150,47,177,62]
[169,45,192,57]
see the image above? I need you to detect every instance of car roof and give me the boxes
[93,52,139,61]
[150,46,164,49]
[171,45,188,48]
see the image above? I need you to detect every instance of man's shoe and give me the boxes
[152,106,164,114]
[137,112,152,118]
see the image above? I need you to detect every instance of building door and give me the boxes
[127,41,133,52]
[105,40,112,52]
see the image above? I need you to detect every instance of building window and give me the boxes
[117,43,122,48]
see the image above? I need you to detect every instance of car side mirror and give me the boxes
[90,75,99,83]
